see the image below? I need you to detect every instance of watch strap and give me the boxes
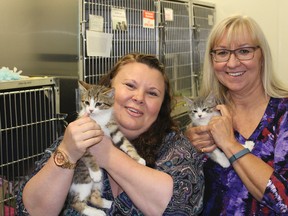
[228,148,250,164]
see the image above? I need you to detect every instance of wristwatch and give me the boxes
[53,149,77,169]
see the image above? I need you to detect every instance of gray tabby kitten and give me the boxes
[69,81,145,216]
[184,93,254,168]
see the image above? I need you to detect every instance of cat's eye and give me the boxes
[95,102,102,106]
[192,110,198,113]
[84,101,90,106]
[202,108,208,112]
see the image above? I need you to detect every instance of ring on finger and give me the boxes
[197,147,205,153]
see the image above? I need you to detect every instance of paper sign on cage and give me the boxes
[164,8,174,21]
[86,30,113,57]
[89,14,104,32]
[143,10,155,29]
[111,7,127,31]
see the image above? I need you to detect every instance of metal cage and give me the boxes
[80,0,158,84]
[0,77,62,216]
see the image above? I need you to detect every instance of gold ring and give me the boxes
[197,147,205,153]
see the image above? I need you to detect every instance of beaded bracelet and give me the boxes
[228,148,250,164]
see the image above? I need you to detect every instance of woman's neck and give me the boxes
[229,84,269,109]
[228,85,270,138]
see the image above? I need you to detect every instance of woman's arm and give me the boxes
[208,105,274,201]
[23,157,74,215]
[90,136,173,216]
[21,115,103,215]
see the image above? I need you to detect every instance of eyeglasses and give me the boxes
[210,46,260,62]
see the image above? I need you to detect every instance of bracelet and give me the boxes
[228,148,250,164]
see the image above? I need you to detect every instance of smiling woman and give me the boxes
[185,14,288,215]
[17,53,204,216]
[110,62,165,140]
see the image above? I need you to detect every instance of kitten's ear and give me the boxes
[206,92,217,103]
[103,87,115,98]
[183,96,194,106]
[206,92,223,105]
[78,80,90,92]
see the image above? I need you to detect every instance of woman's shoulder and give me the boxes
[271,97,288,104]
[160,131,200,158]
[270,97,288,111]
[164,131,192,146]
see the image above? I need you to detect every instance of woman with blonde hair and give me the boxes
[186,14,288,215]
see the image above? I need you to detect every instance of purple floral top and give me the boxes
[202,97,288,215]
[16,131,204,215]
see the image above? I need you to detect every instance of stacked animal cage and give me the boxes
[79,0,214,130]
[80,0,158,84]
[0,77,61,216]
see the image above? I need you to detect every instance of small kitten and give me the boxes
[184,93,254,168]
[68,81,145,216]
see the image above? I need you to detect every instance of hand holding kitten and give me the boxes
[59,113,104,163]
[208,105,239,156]
[185,126,217,153]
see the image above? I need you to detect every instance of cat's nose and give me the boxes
[89,109,93,113]
[198,114,202,118]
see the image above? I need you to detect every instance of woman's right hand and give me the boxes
[58,114,104,163]
[185,125,217,153]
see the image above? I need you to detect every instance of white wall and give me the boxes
[202,0,288,85]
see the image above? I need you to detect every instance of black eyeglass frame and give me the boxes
[210,46,260,62]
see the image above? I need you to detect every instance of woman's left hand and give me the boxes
[88,135,116,168]
[208,105,238,151]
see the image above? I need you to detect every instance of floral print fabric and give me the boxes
[202,97,288,215]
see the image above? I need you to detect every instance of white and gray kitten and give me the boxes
[184,93,254,168]
[68,81,145,216]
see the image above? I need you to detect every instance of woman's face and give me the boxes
[212,28,263,95]
[111,62,165,139]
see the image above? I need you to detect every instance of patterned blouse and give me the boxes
[202,97,288,215]
[16,131,204,215]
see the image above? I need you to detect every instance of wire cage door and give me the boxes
[80,0,158,84]
[0,78,62,215]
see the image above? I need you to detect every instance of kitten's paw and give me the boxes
[218,159,230,168]
[82,207,106,216]
[89,170,102,182]
[138,158,146,166]
[244,141,255,151]
[102,199,113,209]
[209,149,231,168]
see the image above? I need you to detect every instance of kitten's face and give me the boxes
[185,95,220,126]
[78,81,114,117]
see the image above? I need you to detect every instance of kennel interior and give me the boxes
[0,77,62,216]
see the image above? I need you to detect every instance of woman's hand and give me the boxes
[185,125,217,153]
[59,114,104,163]
[89,135,115,167]
[208,105,238,151]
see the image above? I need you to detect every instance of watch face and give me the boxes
[55,151,66,166]
[54,149,76,169]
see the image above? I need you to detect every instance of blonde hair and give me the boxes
[200,14,288,102]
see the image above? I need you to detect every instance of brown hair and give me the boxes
[99,53,179,167]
